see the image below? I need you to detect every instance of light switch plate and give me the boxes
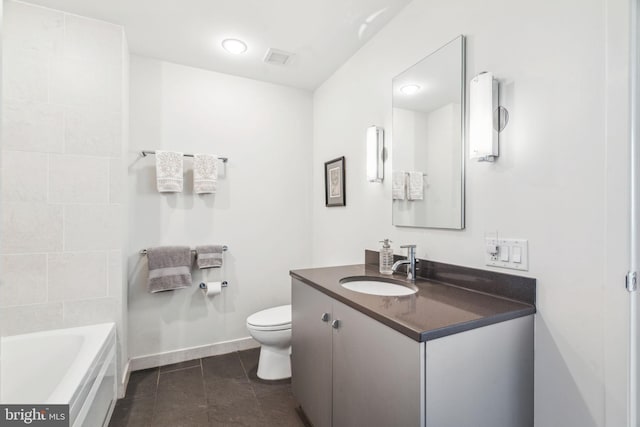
[485,238,528,271]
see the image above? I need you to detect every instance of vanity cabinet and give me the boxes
[291,277,534,427]
[291,278,333,427]
[291,278,423,427]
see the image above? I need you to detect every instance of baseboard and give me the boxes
[129,336,259,371]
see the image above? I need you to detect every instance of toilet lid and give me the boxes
[247,305,291,328]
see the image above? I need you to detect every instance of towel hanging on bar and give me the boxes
[146,246,192,293]
[155,151,183,193]
[193,154,218,194]
[195,245,225,269]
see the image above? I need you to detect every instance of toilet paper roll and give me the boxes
[200,281,222,297]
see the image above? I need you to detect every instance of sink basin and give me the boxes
[339,276,417,296]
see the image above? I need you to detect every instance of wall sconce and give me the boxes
[469,72,508,162]
[366,125,384,182]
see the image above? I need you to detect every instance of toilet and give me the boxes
[246,304,292,380]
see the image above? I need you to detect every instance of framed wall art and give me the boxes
[325,156,345,207]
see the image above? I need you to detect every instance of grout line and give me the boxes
[158,364,201,375]
[2,147,122,160]
[199,359,206,408]
[240,355,249,379]
[238,350,249,378]
[0,300,64,309]
[238,351,261,402]
[150,368,159,424]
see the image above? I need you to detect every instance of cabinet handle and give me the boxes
[331,319,340,329]
[321,313,330,322]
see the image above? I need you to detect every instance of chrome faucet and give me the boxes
[392,244,419,281]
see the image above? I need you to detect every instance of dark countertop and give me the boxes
[290,264,536,342]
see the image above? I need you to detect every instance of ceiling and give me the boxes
[26,0,412,90]
[393,36,463,114]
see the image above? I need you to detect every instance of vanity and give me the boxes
[290,253,535,427]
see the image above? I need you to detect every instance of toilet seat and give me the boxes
[246,305,291,331]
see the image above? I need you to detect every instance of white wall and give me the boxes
[393,103,462,227]
[312,0,628,425]
[0,0,129,391]
[127,56,312,361]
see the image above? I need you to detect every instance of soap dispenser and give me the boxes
[379,239,394,275]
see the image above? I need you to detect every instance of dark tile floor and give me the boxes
[109,348,305,427]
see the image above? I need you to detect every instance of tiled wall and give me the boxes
[0,0,127,350]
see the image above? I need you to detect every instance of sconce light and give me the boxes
[366,125,384,182]
[469,72,508,162]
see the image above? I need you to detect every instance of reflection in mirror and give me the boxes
[392,36,465,229]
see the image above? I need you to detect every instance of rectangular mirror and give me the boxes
[392,35,465,229]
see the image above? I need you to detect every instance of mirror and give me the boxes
[392,36,465,229]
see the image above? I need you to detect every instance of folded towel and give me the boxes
[156,151,183,192]
[196,245,224,269]
[193,154,218,194]
[407,171,424,200]
[146,246,192,292]
[392,171,406,200]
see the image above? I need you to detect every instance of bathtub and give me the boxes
[1,323,117,427]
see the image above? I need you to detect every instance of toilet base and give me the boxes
[257,345,291,380]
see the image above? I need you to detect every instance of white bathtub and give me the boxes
[1,323,117,427]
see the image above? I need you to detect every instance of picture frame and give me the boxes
[324,156,346,207]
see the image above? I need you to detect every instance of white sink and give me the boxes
[339,277,417,296]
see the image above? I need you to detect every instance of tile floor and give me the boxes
[108,348,305,427]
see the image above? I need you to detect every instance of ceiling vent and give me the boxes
[264,48,293,66]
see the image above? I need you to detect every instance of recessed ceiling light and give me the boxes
[400,84,421,95]
[222,38,248,54]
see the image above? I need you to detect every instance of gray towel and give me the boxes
[196,245,224,269]
[146,246,192,292]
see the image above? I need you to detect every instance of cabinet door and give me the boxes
[332,300,424,427]
[425,315,534,427]
[291,279,333,427]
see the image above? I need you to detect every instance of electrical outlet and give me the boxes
[485,239,499,261]
[485,237,528,271]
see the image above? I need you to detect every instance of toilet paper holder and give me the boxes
[199,281,228,289]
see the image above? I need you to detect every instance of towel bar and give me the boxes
[139,245,228,255]
[141,150,228,163]
[200,281,228,289]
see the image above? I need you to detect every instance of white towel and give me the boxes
[392,171,406,200]
[407,171,424,200]
[193,154,218,194]
[155,151,183,192]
